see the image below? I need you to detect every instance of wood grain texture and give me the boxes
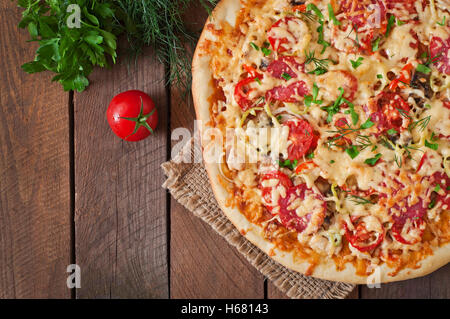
[170,4,265,295]
[74,45,169,298]
[0,2,71,298]
[169,87,265,299]
[361,264,450,299]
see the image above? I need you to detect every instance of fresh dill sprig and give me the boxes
[115,0,218,92]
[305,50,330,74]
[408,115,431,132]
[349,195,375,205]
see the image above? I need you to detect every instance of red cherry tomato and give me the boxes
[344,216,384,252]
[234,68,264,111]
[107,90,158,142]
[285,119,316,160]
[389,198,427,245]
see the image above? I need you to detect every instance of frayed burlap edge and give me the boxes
[162,138,355,299]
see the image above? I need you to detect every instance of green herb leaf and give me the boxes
[434,184,441,192]
[429,199,436,209]
[306,152,315,159]
[261,47,272,56]
[360,119,375,129]
[345,145,360,159]
[281,73,292,81]
[278,159,298,170]
[255,77,262,85]
[385,15,396,37]
[350,57,364,69]
[387,128,397,135]
[397,19,405,26]
[327,4,341,26]
[364,153,382,166]
[437,16,446,26]
[416,64,431,74]
[377,74,383,79]
[372,37,381,52]
[330,160,335,164]
[250,42,259,50]
[307,4,325,20]
[425,139,438,150]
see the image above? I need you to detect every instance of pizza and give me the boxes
[192,0,450,283]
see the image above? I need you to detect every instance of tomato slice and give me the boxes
[367,92,411,133]
[344,215,384,252]
[285,119,315,160]
[260,171,293,209]
[267,56,304,80]
[234,76,263,111]
[267,17,306,54]
[265,81,309,103]
[277,184,327,233]
[389,198,427,245]
[430,36,450,75]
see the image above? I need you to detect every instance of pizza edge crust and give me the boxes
[191,0,450,284]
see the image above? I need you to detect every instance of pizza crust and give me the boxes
[192,0,450,284]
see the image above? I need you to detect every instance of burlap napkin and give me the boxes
[162,138,355,299]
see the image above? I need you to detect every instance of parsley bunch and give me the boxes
[17,0,118,92]
[16,0,217,92]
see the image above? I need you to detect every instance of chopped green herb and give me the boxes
[434,184,441,192]
[327,3,341,26]
[387,128,397,135]
[360,119,375,129]
[349,195,375,205]
[306,3,325,20]
[429,199,436,209]
[304,95,313,107]
[250,42,259,50]
[371,145,378,152]
[365,153,382,166]
[281,73,292,81]
[437,16,446,26]
[350,57,364,69]
[385,15,396,37]
[377,74,383,79]
[322,87,344,123]
[276,115,283,121]
[255,77,262,85]
[330,160,335,164]
[306,152,315,159]
[305,50,330,74]
[343,99,359,125]
[278,159,298,170]
[261,47,272,56]
[345,145,360,159]
[425,104,431,109]
[416,64,431,74]
[425,139,438,150]
[372,37,381,52]
[397,19,405,26]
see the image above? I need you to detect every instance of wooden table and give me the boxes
[0,1,448,299]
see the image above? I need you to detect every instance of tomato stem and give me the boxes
[120,96,155,139]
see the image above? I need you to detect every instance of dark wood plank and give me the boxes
[268,280,359,299]
[74,46,169,298]
[169,5,265,295]
[360,263,449,299]
[169,87,264,299]
[0,2,71,298]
